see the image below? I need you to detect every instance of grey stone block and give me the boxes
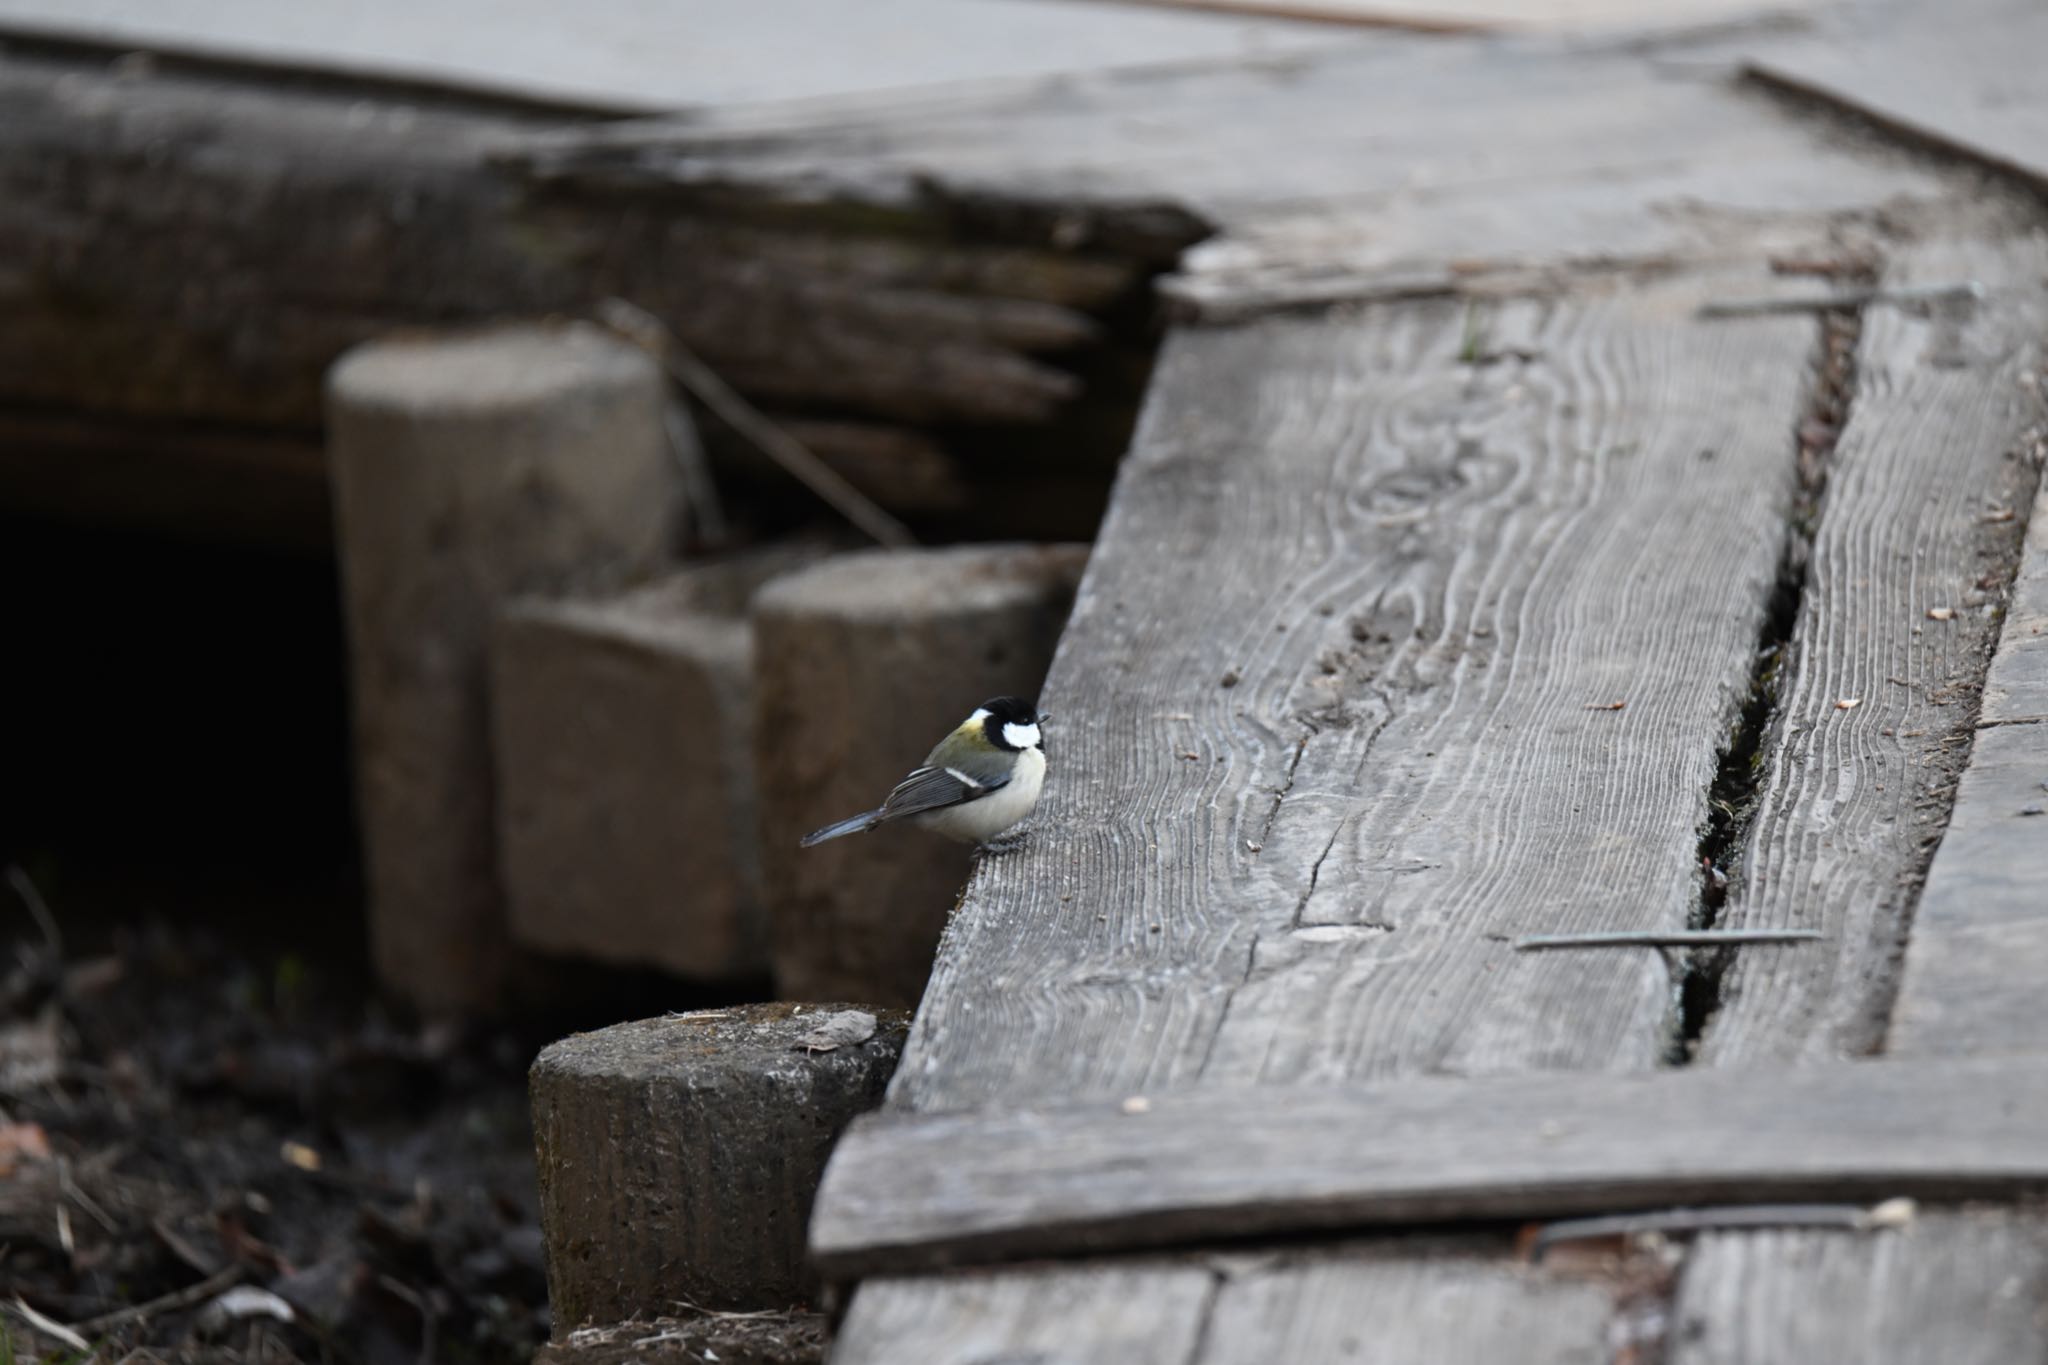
[493,549,819,980]
[327,322,679,1014]
[754,544,1087,1006]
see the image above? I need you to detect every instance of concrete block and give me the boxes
[493,548,820,980]
[530,1005,908,1326]
[754,544,1087,1006]
[326,323,678,1014]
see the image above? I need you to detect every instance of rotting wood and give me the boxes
[812,1054,2048,1277]
[1670,1212,2048,1365]
[1696,233,2048,1064]
[0,48,1156,486]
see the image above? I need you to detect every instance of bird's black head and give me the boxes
[978,695,1045,752]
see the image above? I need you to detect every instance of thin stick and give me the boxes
[1514,929,1822,951]
[1697,281,1982,318]
[74,1263,243,1334]
[598,298,915,549]
[10,1296,93,1352]
[6,865,62,957]
[1529,1203,1871,1261]
[663,399,728,548]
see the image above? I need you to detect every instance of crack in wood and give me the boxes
[1670,304,1867,1064]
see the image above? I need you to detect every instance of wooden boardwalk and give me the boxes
[9,0,2044,1356]
[635,5,2048,1359]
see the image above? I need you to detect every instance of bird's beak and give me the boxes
[1038,710,1053,724]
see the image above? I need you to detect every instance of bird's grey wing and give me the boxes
[880,764,1010,820]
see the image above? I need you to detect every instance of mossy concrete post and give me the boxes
[529,1005,908,1330]
[327,323,677,1014]
[753,544,1087,1006]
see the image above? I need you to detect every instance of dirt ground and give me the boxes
[1,900,552,1364]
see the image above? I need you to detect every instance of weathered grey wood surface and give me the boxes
[524,28,1949,316]
[0,0,1344,115]
[828,271,1825,1359]
[814,1055,2048,1275]
[882,274,1811,1114]
[1744,0,2048,199]
[1197,1244,1621,1365]
[1671,1212,2048,1365]
[1978,478,2048,728]
[0,47,1161,542]
[1698,234,2048,1063]
[829,1261,1218,1365]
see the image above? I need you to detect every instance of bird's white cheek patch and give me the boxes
[1003,721,1041,750]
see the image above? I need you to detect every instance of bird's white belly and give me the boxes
[915,747,1045,844]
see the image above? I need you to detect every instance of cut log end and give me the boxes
[530,1004,909,1331]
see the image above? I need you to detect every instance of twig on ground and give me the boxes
[663,398,729,548]
[9,1295,93,1352]
[74,1262,244,1335]
[1514,929,1822,951]
[60,1157,120,1234]
[1528,1203,1882,1261]
[5,865,62,958]
[376,1273,439,1365]
[1697,281,1982,318]
[598,297,915,549]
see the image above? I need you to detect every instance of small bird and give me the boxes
[799,695,1047,849]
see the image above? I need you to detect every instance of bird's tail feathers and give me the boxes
[799,809,885,847]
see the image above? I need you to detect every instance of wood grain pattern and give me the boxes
[830,1262,1218,1365]
[1697,235,2048,1064]
[831,276,1815,1363]
[1195,1245,1618,1365]
[0,51,1150,435]
[525,29,1949,311]
[814,1055,2048,1275]
[1671,1213,2048,1365]
[885,277,1809,1115]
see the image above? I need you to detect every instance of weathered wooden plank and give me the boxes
[831,1262,1218,1365]
[881,276,1808,1116]
[0,0,1346,115]
[1671,1213,2048,1365]
[0,50,1149,435]
[525,29,1949,308]
[1196,1245,1619,1365]
[813,1055,2048,1275]
[1886,726,2048,1055]
[1980,478,2048,727]
[1870,447,2048,1055]
[831,270,1821,1365]
[1697,235,2048,1064]
[1744,0,2048,199]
